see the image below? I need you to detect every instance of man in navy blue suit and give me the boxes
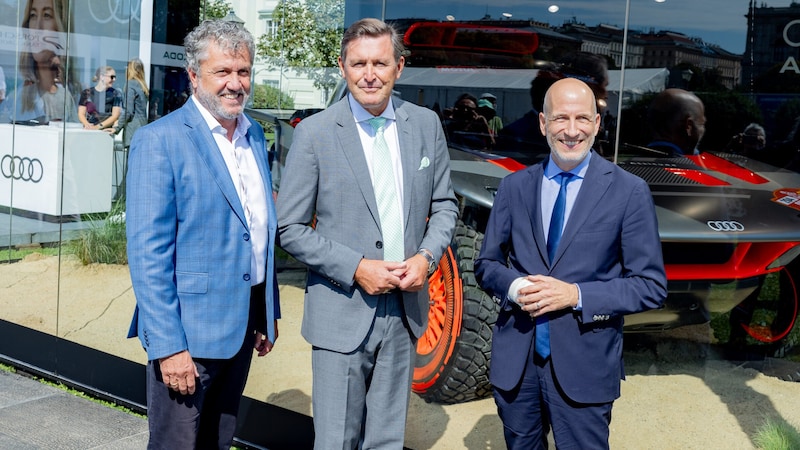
[475,78,667,449]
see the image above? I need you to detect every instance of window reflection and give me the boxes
[0,2,799,448]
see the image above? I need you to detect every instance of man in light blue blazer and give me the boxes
[126,20,280,448]
[476,78,667,449]
[277,18,457,449]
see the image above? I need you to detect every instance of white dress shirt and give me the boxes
[348,94,405,219]
[192,96,269,285]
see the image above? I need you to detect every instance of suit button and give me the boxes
[376,241,383,249]
[243,274,251,282]
[243,233,250,241]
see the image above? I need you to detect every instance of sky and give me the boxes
[380,0,769,55]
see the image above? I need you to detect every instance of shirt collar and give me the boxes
[544,151,592,180]
[348,93,396,124]
[191,95,251,138]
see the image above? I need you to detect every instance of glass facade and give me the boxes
[1,0,799,448]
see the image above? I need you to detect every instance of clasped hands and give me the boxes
[516,274,579,318]
[354,254,429,295]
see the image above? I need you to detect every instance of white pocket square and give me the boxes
[418,156,430,170]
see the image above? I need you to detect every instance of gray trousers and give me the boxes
[311,293,416,450]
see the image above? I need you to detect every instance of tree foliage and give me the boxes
[251,84,295,110]
[202,0,231,20]
[256,0,344,94]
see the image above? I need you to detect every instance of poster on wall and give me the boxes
[0,0,142,123]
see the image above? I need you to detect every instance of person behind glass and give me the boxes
[122,58,149,149]
[443,92,495,146]
[79,65,123,132]
[276,18,458,449]
[0,65,6,104]
[475,78,667,449]
[479,92,503,134]
[646,88,706,157]
[725,122,766,158]
[1,0,79,123]
[126,19,281,449]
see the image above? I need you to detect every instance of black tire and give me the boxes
[412,221,499,404]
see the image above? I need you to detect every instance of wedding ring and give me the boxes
[536,302,540,310]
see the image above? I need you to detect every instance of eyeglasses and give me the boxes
[108,75,117,80]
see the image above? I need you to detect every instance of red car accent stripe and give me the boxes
[665,242,800,280]
[664,168,730,186]
[687,153,770,184]
[488,157,527,172]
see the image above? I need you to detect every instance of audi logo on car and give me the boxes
[706,220,745,232]
[1,155,44,183]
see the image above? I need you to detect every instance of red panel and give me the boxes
[664,168,730,186]
[687,153,770,184]
[488,157,527,172]
[665,242,800,280]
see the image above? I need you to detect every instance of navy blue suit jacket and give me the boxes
[475,152,666,404]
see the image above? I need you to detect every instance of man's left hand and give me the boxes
[517,274,579,317]
[254,321,278,356]
[397,253,430,292]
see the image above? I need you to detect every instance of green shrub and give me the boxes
[754,418,800,450]
[70,201,127,265]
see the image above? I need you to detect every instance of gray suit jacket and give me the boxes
[277,97,458,353]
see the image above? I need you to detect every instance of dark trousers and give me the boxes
[146,283,265,449]
[493,342,613,450]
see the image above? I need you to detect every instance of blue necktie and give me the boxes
[536,172,574,359]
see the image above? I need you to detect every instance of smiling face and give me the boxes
[539,78,601,171]
[338,34,404,116]
[188,40,251,128]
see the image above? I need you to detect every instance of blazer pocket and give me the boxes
[176,271,209,294]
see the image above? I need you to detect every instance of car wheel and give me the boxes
[731,260,800,357]
[412,221,498,404]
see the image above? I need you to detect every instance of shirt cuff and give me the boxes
[574,283,583,310]
[507,278,534,307]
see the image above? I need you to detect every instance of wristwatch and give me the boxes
[418,249,436,276]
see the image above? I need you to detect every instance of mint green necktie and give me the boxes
[368,117,404,262]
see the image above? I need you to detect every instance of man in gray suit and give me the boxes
[277,18,458,449]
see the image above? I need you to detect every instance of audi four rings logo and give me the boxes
[1,155,44,183]
[707,220,745,232]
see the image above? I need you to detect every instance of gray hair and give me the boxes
[184,20,255,75]
[340,18,405,63]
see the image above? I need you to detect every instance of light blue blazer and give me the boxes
[126,99,280,361]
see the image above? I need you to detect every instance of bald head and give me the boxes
[648,88,706,154]
[539,78,601,171]
[542,78,598,117]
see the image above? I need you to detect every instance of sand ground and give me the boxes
[1,254,799,449]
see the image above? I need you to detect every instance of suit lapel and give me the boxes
[182,101,248,227]
[553,153,613,264]
[525,165,550,265]
[395,102,417,229]
[333,100,382,229]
